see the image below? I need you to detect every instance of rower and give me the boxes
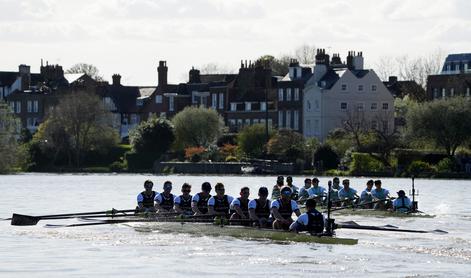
[271,186,301,230]
[371,179,392,210]
[230,187,250,224]
[297,178,312,203]
[154,181,175,213]
[208,183,234,218]
[393,190,412,213]
[191,182,212,215]
[285,176,299,200]
[248,187,271,228]
[307,177,326,203]
[271,176,284,200]
[174,183,193,215]
[289,198,325,233]
[327,177,342,207]
[338,179,359,206]
[359,179,374,208]
[136,180,157,213]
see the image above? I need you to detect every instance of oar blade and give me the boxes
[10,214,41,226]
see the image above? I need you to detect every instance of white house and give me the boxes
[303,50,395,141]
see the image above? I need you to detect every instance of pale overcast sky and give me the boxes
[1,0,470,85]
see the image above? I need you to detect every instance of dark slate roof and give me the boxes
[442,53,471,72]
[200,74,237,83]
[319,69,340,89]
[350,69,370,78]
[0,72,18,87]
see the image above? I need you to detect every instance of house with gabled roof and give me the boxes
[303,49,395,141]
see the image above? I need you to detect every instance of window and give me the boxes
[286,88,292,101]
[294,110,299,130]
[382,103,389,110]
[229,119,236,126]
[450,88,454,97]
[212,94,217,109]
[253,119,259,124]
[371,103,377,110]
[9,101,14,112]
[371,120,378,130]
[467,88,470,98]
[237,119,243,128]
[358,85,364,92]
[286,110,291,129]
[314,119,320,133]
[260,119,266,124]
[268,119,273,127]
[382,121,389,133]
[245,102,251,111]
[315,100,320,110]
[357,103,364,111]
[230,103,237,111]
[433,88,439,99]
[372,85,377,91]
[15,101,21,113]
[340,102,348,111]
[155,95,163,104]
[341,84,347,91]
[27,101,32,113]
[261,102,267,111]
[278,110,284,127]
[219,93,224,109]
[169,96,174,112]
[245,119,251,126]
[294,88,299,101]
[442,88,446,99]
[278,88,284,101]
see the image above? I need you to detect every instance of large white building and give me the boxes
[303,50,395,141]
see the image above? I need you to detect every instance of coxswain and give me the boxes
[136,180,157,213]
[393,190,412,213]
[338,179,359,206]
[285,176,299,200]
[174,183,193,215]
[230,187,250,224]
[359,180,374,208]
[289,198,325,233]
[271,176,284,200]
[297,178,312,203]
[307,177,326,203]
[271,186,301,230]
[154,181,175,213]
[371,179,392,210]
[191,182,212,215]
[248,187,271,228]
[208,183,234,218]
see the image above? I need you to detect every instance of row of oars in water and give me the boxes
[1,208,448,234]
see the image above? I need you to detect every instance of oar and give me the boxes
[336,223,448,234]
[323,197,394,213]
[9,209,136,226]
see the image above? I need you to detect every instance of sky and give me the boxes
[1,0,470,85]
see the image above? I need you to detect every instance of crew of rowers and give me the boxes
[136,177,413,233]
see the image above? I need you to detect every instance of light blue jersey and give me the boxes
[338,188,358,200]
[393,197,412,212]
[360,189,373,203]
[308,186,326,198]
[371,188,390,200]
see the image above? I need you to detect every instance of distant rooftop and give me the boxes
[441,53,471,74]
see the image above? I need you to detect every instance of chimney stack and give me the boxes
[19,64,31,91]
[189,67,201,83]
[158,60,168,87]
[112,74,121,86]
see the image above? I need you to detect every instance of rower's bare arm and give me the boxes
[248,208,258,220]
[234,206,247,218]
[191,202,202,215]
[271,207,283,221]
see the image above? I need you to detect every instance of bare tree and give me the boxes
[375,56,397,81]
[396,49,445,89]
[198,63,236,74]
[66,63,104,81]
[294,44,317,65]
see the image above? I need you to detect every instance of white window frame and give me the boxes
[261,102,267,112]
[16,101,21,113]
[278,88,284,101]
[218,93,224,109]
[278,110,284,127]
[294,88,299,101]
[340,102,348,111]
[230,103,237,111]
[211,94,217,109]
[27,101,32,113]
[286,88,292,101]
[442,88,446,99]
[155,95,163,104]
[169,96,174,112]
[244,119,251,126]
[229,119,236,126]
[245,102,251,111]
[450,88,454,97]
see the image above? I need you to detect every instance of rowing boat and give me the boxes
[125,220,358,245]
[330,209,435,218]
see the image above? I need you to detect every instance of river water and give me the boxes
[0,174,470,277]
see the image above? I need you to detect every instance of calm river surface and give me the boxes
[0,174,470,277]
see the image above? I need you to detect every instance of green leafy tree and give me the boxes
[406,97,471,156]
[237,124,274,158]
[0,103,21,173]
[35,90,119,167]
[172,106,224,149]
[130,117,175,157]
[267,129,305,162]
